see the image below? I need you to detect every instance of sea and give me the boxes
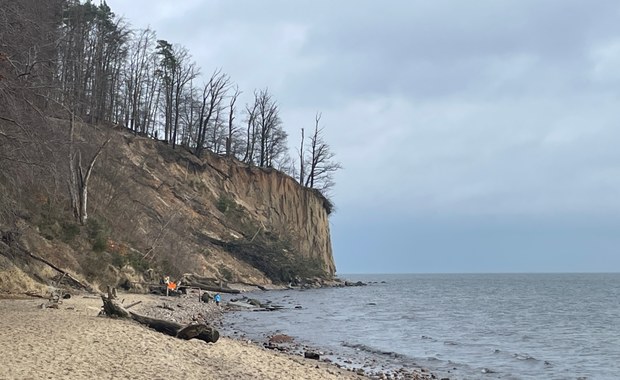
[222,273,620,380]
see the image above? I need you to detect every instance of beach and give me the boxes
[0,293,366,380]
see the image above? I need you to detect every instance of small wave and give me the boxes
[513,353,539,361]
[443,340,458,346]
[341,342,403,358]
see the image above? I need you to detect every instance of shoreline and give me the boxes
[0,290,431,380]
[220,290,440,380]
[138,287,439,379]
[0,292,362,380]
[223,317,438,380]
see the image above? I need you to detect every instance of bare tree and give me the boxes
[195,69,229,157]
[124,28,156,134]
[89,4,129,124]
[266,125,289,168]
[142,54,161,137]
[243,88,287,167]
[298,127,305,184]
[57,1,129,123]
[276,150,297,178]
[303,113,341,192]
[242,97,259,164]
[67,111,111,225]
[210,104,225,154]
[179,75,198,148]
[171,51,198,149]
[225,85,241,157]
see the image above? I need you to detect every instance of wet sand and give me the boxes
[0,295,365,380]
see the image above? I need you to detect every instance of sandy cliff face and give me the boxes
[214,160,336,276]
[92,130,336,284]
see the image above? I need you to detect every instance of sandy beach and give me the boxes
[0,294,366,380]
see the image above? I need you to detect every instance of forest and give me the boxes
[0,0,340,222]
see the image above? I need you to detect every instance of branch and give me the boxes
[15,242,92,291]
[0,130,24,142]
[142,212,178,260]
[0,115,21,126]
[82,137,111,185]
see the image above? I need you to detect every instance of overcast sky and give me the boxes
[107,0,620,273]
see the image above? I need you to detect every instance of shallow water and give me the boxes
[223,273,620,379]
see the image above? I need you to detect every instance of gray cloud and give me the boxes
[107,0,620,271]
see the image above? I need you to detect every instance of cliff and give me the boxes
[0,120,336,294]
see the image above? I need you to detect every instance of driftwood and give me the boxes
[182,273,219,283]
[181,273,240,294]
[182,272,270,293]
[100,294,219,343]
[25,291,47,299]
[125,300,142,309]
[238,281,268,291]
[183,281,240,294]
[156,303,174,311]
[106,285,118,299]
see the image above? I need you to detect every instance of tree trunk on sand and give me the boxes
[100,294,219,343]
[183,281,240,294]
[181,273,241,294]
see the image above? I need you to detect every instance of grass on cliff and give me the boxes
[26,208,153,286]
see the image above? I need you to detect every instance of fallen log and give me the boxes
[25,291,47,299]
[100,295,219,343]
[156,303,174,311]
[182,273,220,284]
[181,274,240,294]
[16,243,91,291]
[183,281,240,294]
[238,282,268,291]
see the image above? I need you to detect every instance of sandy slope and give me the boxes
[0,296,364,380]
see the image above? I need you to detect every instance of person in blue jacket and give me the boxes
[214,293,221,307]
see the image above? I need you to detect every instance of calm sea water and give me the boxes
[223,273,620,379]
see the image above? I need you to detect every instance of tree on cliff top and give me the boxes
[242,88,288,168]
[195,69,230,157]
[155,40,198,148]
[300,113,342,197]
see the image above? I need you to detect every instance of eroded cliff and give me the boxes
[0,122,336,293]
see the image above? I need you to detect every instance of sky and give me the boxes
[106,0,620,273]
